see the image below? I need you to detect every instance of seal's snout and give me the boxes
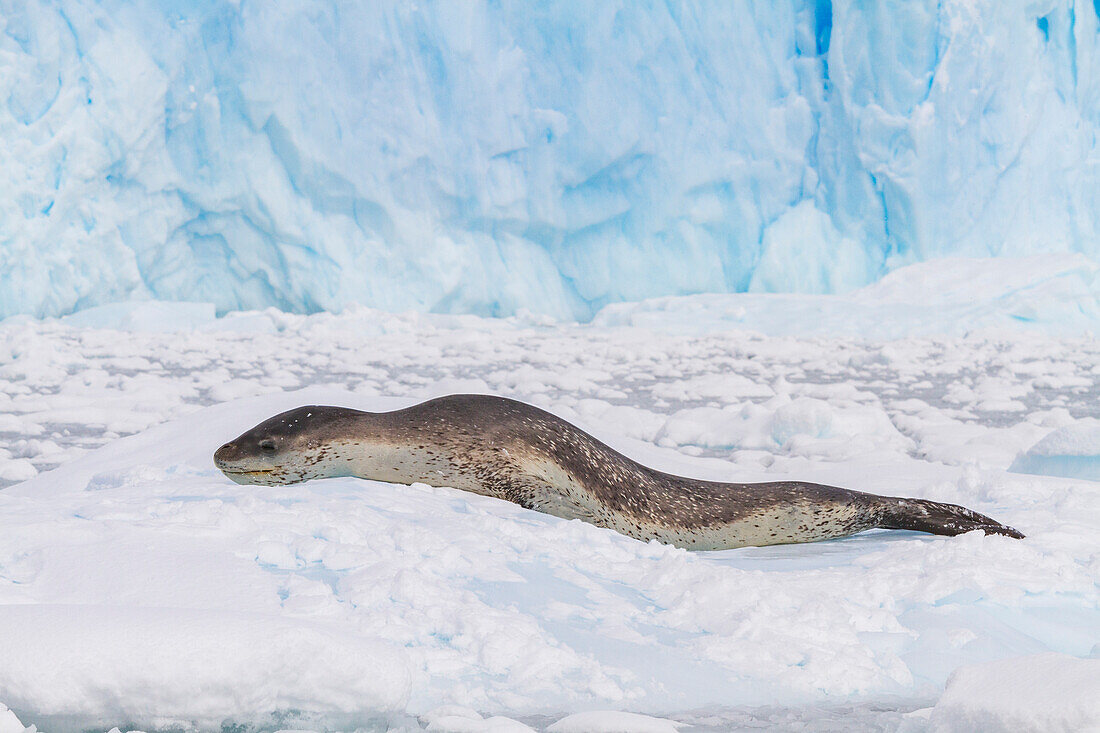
[214,442,238,466]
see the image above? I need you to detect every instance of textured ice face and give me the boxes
[3,1,1099,321]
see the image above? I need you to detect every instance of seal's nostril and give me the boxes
[214,443,236,463]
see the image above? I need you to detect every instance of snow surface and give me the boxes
[1,258,1098,731]
[4,1,1100,320]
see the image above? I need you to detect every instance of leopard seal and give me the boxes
[213,394,1023,550]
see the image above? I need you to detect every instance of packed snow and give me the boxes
[0,258,1098,731]
[3,1,1100,321]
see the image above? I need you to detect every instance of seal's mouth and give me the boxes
[220,468,275,477]
[217,465,287,486]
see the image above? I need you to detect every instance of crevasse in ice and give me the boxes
[2,0,1098,320]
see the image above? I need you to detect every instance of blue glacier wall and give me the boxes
[2,0,1099,320]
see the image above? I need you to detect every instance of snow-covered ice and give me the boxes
[4,1,1100,320]
[1,257,1098,731]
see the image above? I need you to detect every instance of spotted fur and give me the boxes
[213,395,1024,550]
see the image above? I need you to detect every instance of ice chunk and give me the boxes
[0,705,31,733]
[1010,419,1100,481]
[59,301,217,332]
[421,705,536,733]
[0,605,411,731]
[929,654,1100,733]
[547,711,683,733]
[0,459,37,483]
[594,255,1100,338]
[654,395,912,461]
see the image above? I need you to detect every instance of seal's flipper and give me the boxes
[879,497,1024,539]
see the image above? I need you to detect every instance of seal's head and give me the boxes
[214,405,360,486]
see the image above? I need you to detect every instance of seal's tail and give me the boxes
[878,497,1024,539]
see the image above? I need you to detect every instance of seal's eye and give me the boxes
[259,439,277,453]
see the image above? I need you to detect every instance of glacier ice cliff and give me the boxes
[2,0,1099,320]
